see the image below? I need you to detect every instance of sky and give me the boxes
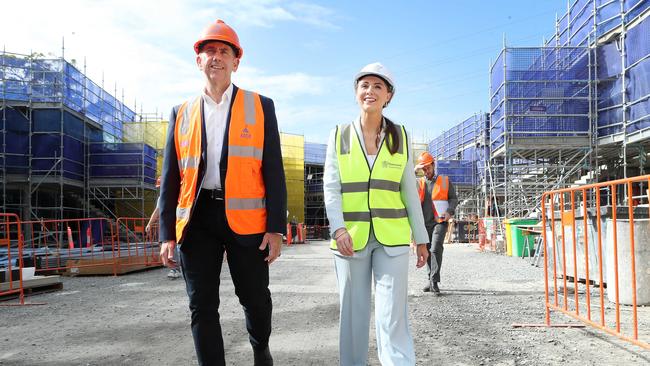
[2,0,569,143]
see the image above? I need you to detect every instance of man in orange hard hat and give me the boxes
[415,152,457,295]
[158,19,286,366]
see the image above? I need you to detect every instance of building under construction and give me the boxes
[0,51,159,222]
[428,0,650,221]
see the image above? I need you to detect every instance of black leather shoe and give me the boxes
[254,346,273,366]
[422,284,431,292]
[432,282,440,295]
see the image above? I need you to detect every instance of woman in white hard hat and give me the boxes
[324,62,429,365]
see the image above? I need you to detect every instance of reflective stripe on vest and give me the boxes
[173,89,267,242]
[224,89,267,235]
[174,96,202,242]
[332,122,411,251]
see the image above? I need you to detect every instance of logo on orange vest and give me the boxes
[179,140,190,147]
[240,127,252,139]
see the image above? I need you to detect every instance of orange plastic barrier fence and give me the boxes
[22,218,116,275]
[285,223,293,246]
[0,213,25,304]
[21,217,161,276]
[540,175,649,349]
[115,217,162,271]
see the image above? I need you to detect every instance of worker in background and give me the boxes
[158,19,287,366]
[324,62,429,366]
[414,152,458,295]
[146,177,180,279]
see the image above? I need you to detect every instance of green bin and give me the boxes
[509,219,539,257]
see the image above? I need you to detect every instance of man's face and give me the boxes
[422,162,435,180]
[196,41,239,86]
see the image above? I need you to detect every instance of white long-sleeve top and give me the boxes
[323,117,429,257]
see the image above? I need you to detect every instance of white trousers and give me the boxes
[334,239,415,366]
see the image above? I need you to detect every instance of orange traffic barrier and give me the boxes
[22,217,161,276]
[533,174,650,349]
[22,218,116,275]
[285,223,293,246]
[114,217,162,274]
[0,213,25,304]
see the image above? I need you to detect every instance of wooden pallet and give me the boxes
[0,275,63,301]
[64,255,162,276]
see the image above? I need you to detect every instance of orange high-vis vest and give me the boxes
[418,175,449,221]
[174,89,266,242]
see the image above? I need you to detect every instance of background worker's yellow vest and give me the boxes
[332,123,411,251]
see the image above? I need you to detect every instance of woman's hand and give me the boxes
[415,243,429,268]
[334,228,354,256]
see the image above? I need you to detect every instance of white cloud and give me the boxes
[1,0,340,121]
[201,0,340,29]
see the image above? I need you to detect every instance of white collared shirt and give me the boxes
[201,83,234,189]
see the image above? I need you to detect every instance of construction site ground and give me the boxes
[1,241,648,365]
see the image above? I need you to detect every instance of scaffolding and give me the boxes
[489,45,594,218]
[304,142,327,227]
[480,0,650,221]
[428,113,489,217]
[0,50,157,220]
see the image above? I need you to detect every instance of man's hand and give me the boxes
[441,212,452,222]
[259,233,282,264]
[160,240,178,268]
[414,163,424,173]
[415,244,429,268]
[334,228,354,256]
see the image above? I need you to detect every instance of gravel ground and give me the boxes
[0,240,648,365]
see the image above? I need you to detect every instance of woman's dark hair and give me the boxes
[384,118,399,155]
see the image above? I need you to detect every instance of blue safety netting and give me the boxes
[304,142,326,165]
[548,0,650,46]
[490,47,592,151]
[435,160,476,186]
[596,14,650,137]
[428,114,488,161]
[0,52,135,142]
[88,143,157,184]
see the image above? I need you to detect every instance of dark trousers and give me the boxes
[179,191,271,366]
[426,222,448,283]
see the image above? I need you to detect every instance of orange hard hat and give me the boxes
[155,177,161,188]
[194,19,243,58]
[417,152,435,166]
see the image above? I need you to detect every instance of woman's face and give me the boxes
[355,75,392,113]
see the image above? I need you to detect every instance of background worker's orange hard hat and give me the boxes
[194,19,243,58]
[417,152,435,166]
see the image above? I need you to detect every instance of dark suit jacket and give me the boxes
[159,85,287,247]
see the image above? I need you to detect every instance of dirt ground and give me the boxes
[1,240,648,365]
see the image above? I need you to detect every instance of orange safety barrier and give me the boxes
[527,175,650,349]
[285,223,293,246]
[22,218,116,275]
[22,217,161,276]
[0,213,25,304]
[114,217,162,273]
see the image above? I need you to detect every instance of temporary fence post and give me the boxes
[627,181,638,339]
[542,195,550,326]
[582,188,591,320]
[611,184,620,333]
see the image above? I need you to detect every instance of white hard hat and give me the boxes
[354,62,395,93]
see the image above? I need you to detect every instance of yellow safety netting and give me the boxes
[280,132,305,223]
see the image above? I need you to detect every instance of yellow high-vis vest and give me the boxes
[332,122,411,251]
